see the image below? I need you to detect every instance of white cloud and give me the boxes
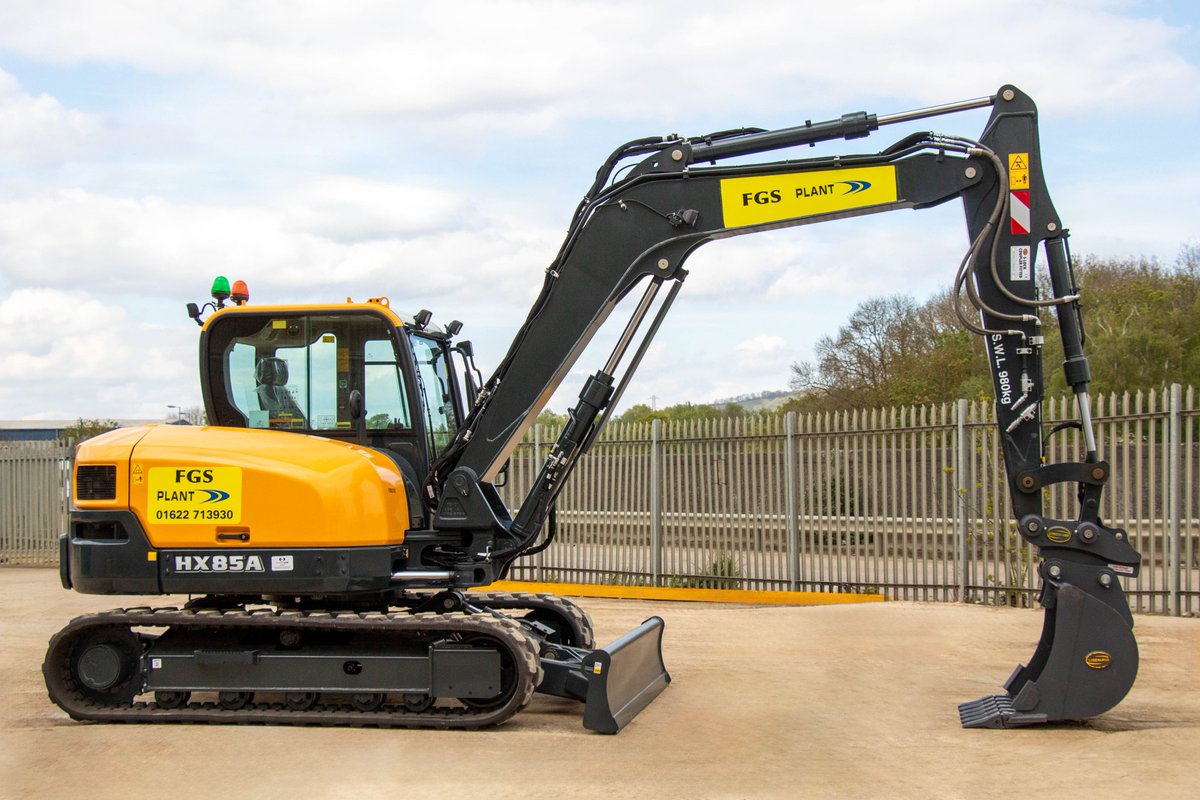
[0,1,1194,130]
[0,288,194,418]
[734,334,790,373]
[0,68,100,163]
[0,186,560,305]
[684,210,969,304]
[1054,167,1200,260]
[0,0,1196,420]
[281,177,471,242]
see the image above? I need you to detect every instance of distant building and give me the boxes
[0,419,189,443]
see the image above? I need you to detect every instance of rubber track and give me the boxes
[43,606,542,729]
[463,592,595,649]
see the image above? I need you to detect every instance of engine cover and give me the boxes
[75,424,410,550]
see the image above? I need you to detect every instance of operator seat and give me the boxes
[255,357,305,426]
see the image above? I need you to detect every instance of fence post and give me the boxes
[956,398,970,602]
[650,418,663,586]
[784,411,799,590]
[1168,383,1182,616]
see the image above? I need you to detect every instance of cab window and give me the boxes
[210,312,410,432]
[365,339,411,429]
[410,334,458,456]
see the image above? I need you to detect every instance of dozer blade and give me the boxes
[581,616,671,733]
[538,615,670,734]
[959,582,1138,728]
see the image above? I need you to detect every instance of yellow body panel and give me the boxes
[201,297,405,330]
[72,427,151,510]
[76,425,409,549]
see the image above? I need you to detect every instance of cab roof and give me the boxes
[202,297,452,335]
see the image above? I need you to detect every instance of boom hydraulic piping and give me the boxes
[423,85,1139,728]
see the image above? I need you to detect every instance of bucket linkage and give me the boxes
[959,509,1141,728]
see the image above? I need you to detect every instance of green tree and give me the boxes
[789,294,967,410]
[614,403,662,424]
[658,402,725,422]
[1039,252,1200,395]
[614,401,751,424]
[535,408,568,427]
[722,402,747,418]
[61,418,121,443]
[787,248,1200,412]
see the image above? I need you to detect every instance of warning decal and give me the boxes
[1010,245,1031,281]
[1008,152,1030,190]
[147,467,242,524]
[1009,190,1031,235]
[720,165,898,228]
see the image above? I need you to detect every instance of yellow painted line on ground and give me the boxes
[484,580,884,606]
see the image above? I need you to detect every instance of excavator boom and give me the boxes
[426,84,1141,727]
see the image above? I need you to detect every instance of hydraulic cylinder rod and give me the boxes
[689,94,995,163]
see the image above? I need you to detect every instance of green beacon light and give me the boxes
[211,275,231,308]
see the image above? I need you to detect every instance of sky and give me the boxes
[0,0,1197,421]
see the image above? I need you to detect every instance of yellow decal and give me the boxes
[1085,651,1112,670]
[272,319,287,329]
[147,551,157,562]
[1009,153,1030,190]
[132,463,144,485]
[147,467,242,525]
[592,663,603,675]
[1046,526,1073,544]
[720,166,898,228]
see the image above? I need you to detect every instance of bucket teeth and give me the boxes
[958,694,1048,728]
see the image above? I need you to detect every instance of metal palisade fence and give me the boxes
[0,440,71,565]
[499,385,1199,615]
[1,387,1196,614]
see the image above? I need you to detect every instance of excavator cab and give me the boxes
[195,298,476,529]
[40,289,670,734]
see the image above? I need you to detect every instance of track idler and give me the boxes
[959,516,1141,728]
[536,616,671,733]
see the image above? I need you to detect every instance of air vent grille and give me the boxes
[76,465,117,500]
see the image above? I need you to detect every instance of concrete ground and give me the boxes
[2,568,1198,800]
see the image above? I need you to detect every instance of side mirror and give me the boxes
[454,340,481,408]
[348,390,364,421]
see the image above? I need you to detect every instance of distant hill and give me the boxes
[711,389,794,412]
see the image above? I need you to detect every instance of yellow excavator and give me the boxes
[46,85,1140,732]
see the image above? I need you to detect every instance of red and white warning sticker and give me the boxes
[1010,190,1031,235]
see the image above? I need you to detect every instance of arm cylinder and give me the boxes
[1046,237,1091,393]
[1046,236,1099,456]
